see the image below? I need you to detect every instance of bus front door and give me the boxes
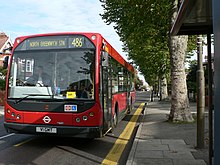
[100,52,112,134]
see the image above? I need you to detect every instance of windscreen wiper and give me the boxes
[14,94,53,104]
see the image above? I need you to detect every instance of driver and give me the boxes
[25,66,51,86]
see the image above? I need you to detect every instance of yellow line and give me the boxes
[14,138,33,147]
[101,103,145,165]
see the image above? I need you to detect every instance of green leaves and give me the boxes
[100,0,172,85]
[0,66,7,90]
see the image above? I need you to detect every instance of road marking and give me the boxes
[101,103,145,165]
[0,133,15,140]
[0,133,33,147]
[14,138,33,147]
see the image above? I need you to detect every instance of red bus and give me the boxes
[4,32,136,138]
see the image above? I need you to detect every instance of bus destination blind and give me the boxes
[21,35,94,50]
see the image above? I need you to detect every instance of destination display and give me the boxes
[28,37,67,49]
[15,35,95,50]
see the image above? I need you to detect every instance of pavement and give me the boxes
[126,99,209,165]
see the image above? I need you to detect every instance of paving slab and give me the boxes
[126,99,208,165]
[135,150,164,158]
[128,158,173,165]
[168,144,196,152]
[138,139,161,144]
[136,143,169,151]
[163,150,195,160]
[161,139,186,145]
[172,159,207,165]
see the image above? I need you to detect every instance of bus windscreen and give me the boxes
[9,35,96,100]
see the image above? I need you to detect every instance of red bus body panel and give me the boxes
[4,32,136,137]
[4,103,103,127]
[112,93,127,113]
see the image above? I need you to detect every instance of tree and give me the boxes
[168,0,193,122]
[168,34,193,122]
[100,0,171,100]
[0,66,7,90]
[187,60,197,95]
[135,76,143,90]
[100,0,194,122]
[187,60,209,100]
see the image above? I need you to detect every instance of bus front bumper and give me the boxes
[4,122,102,138]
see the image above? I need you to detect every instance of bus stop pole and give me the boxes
[207,33,213,165]
[213,0,220,164]
[196,35,205,149]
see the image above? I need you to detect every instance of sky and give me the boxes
[0,0,147,85]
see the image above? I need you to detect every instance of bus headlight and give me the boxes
[82,116,88,121]
[89,112,94,117]
[11,112,15,117]
[16,114,21,120]
[7,109,11,114]
[76,117,80,123]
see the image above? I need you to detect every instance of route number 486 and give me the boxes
[72,38,83,47]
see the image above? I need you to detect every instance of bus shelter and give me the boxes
[170,0,220,164]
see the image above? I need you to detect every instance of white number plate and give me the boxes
[36,127,57,133]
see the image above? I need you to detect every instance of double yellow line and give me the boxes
[101,103,145,165]
[13,102,144,165]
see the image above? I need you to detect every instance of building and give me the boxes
[0,32,13,67]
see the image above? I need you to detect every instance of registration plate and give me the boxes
[36,127,57,133]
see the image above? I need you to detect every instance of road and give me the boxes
[0,91,150,165]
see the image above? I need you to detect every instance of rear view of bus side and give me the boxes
[4,32,136,138]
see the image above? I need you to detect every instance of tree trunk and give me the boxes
[160,74,168,100]
[168,0,194,122]
[169,35,194,122]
